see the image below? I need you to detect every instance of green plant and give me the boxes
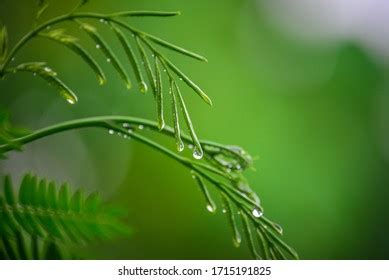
[0,0,298,259]
[0,173,130,259]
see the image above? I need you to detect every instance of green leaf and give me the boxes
[40,29,106,85]
[169,79,184,152]
[154,56,165,130]
[173,81,203,159]
[221,194,241,248]
[15,62,78,104]
[79,22,132,90]
[110,11,181,17]
[0,173,131,250]
[191,172,216,213]
[163,56,212,106]
[36,0,49,21]
[0,26,8,61]
[135,37,156,95]
[112,26,147,93]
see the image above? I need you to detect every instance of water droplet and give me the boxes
[96,44,101,49]
[33,72,37,76]
[151,54,155,57]
[127,128,133,133]
[140,82,148,93]
[163,69,167,72]
[138,125,144,130]
[123,134,128,139]
[179,78,183,81]
[236,164,241,170]
[122,123,130,128]
[106,58,111,63]
[272,223,283,235]
[188,144,193,149]
[252,208,263,218]
[232,234,242,248]
[46,25,51,30]
[177,141,184,152]
[222,208,227,214]
[131,34,135,37]
[11,57,15,62]
[193,147,203,160]
[117,132,122,137]
[206,204,216,213]
[66,98,75,104]
[99,19,105,23]
[108,129,115,135]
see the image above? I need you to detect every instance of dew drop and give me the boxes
[232,234,242,248]
[96,44,101,49]
[123,134,128,139]
[108,129,115,135]
[140,82,148,93]
[33,72,37,76]
[177,141,184,152]
[46,25,51,30]
[193,147,203,160]
[122,123,130,128]
[99,19,105,23]
[11,57,15,62]
[127,128,133,133]
[138,124,144,130]
[188,144,193,150]
[179,78,183,81]
[222,208,227,214]
[252,208,263,218]
[117,132,122,137]
[206,204,216,213]
[66,98,75,104]
[106,58,111,63]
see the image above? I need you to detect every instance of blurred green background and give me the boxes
[1,0,389,259]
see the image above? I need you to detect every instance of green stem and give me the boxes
[0,11,203,74]
[0,116,257,210]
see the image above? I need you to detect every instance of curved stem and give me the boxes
[0,116,257,208]
[0,11,202,74]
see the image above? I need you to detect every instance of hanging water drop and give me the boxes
[232,234,242,248]
[108,129,115,135]
[140,82,148,93]
[206,204,216,213]
[193,147,203,160]
[177,141,184,152]
[252,208,263,218]
[67,98,75,104]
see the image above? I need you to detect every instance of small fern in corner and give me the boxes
[0,173,130,260]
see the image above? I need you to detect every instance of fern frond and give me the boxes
[0,9,211,157]
[0,173,130,247]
